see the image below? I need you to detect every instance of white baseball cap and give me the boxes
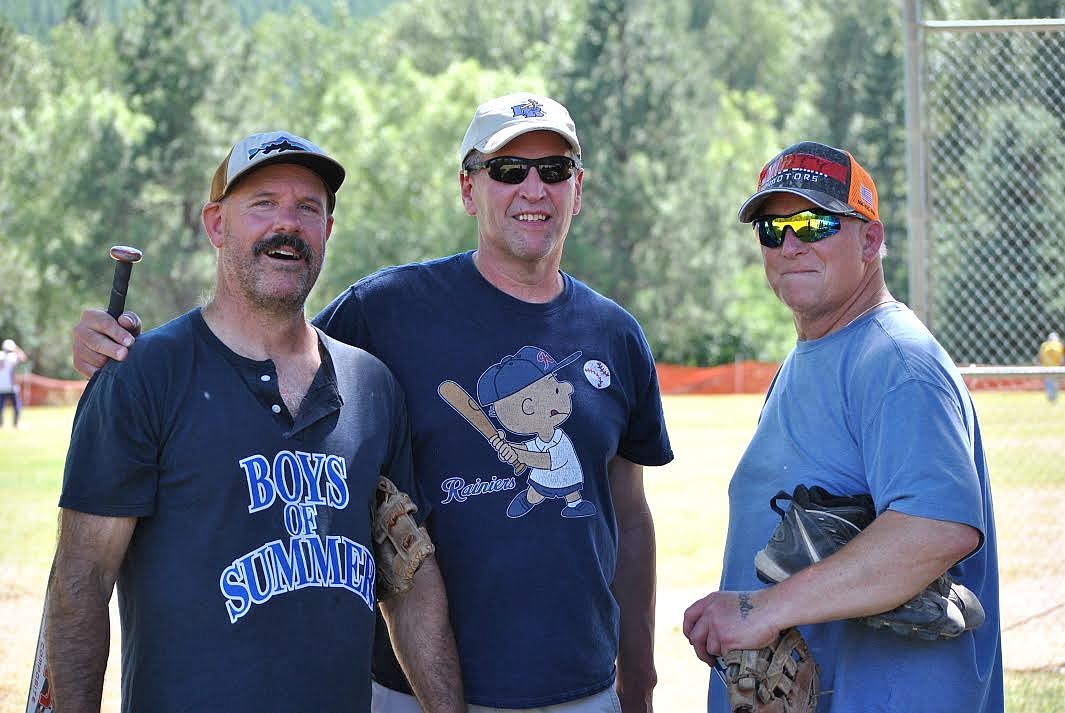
[2,339,14,352]
[459,93,581,166]
[210,131,346,211]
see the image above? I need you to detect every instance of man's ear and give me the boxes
[459,171,477,216]
[862,220,885,262]
[202,201,224,248]
[572,168,584,216]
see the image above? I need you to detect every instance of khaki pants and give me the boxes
[370,681,622,713]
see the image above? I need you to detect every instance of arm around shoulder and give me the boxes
[71,309,140,378]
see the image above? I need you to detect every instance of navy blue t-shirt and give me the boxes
[60,309,417,712]
[314,251,673,707]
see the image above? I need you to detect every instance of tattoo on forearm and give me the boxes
[738,592,754,620]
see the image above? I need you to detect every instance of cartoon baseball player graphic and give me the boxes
[471,345,597,519]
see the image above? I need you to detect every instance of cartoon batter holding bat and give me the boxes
[460,345,596,519]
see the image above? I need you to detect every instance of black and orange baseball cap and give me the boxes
[737,141,878,223]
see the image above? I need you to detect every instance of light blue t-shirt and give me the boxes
[712,302,1003,713]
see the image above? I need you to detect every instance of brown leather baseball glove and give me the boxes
[372,476,435,600]
[721,627,819,713]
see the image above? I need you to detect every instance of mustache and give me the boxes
[252,233,312,261]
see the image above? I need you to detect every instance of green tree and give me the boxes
[0,18,146,376]
[96,0,250,333]
[558,0,701,302]
[361,0,580,78]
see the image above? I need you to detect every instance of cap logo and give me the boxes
[248,136,310,161]
[760,152,848,190]
[511,99,546,119]
[535,349,556,370]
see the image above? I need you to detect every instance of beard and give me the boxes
[221,231,324,316]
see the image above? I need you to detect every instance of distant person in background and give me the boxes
[683,141,1002,712]
[1037,331,1064,403]
[0,338,28,428]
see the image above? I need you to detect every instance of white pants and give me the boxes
[371,681,622,713]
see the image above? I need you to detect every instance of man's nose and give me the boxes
[518,167,548,199]
[780,228,808,256]
[272,203,301,233]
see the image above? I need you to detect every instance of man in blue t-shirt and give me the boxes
[49,131,463,712]
[72,95,673,712]
[682,142,1002,712]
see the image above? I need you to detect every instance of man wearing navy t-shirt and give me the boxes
[51,131,463,712]
[74,95,674,713]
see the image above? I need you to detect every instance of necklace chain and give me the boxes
[843,299,897,331]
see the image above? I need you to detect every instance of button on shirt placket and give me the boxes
[249,368,286,421]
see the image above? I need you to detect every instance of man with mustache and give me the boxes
[46,131,463,712]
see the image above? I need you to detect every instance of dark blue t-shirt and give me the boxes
[60,309,417,712]
[314,251,673,707]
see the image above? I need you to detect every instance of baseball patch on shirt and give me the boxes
[582,360,610,389]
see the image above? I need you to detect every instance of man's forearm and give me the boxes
[613,506,657,713]
[45,560,114,712]
[379,556,465,713]
[762,510,982,630]
[46,510,134,713]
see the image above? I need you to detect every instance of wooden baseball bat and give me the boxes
[437,380,527,474]
[106,245,143,320]
[27,245,144,713]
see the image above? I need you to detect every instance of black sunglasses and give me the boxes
[464,155,581,184]
[753,209,866,249]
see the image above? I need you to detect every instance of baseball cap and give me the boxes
[476,345,582,408]
[459,93,581,166]
[210,131,346,211]
[737,141,878,223]
[2,339,14,352]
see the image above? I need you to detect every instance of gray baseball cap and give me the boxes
[459,93,581,166]
[210,131,346,211]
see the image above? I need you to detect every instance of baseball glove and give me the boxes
[372,476,435,601]
[721,627,819,713]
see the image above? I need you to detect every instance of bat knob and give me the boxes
[109,245,143,264]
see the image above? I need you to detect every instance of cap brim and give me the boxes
[228,152,346,197]
[474,123,581,159]
[737,188,855,223]
[550,350,583,374]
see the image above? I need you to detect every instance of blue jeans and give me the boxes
[0,390,20,426]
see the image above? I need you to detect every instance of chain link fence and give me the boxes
[905,11,1065,483]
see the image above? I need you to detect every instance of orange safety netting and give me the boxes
[13,361,1047,407]
[655,361,779,395]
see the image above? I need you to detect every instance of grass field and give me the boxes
[2,395,1064,712]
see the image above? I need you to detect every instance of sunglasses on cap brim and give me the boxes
[464,155,581,184]
[753,209,867,248]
